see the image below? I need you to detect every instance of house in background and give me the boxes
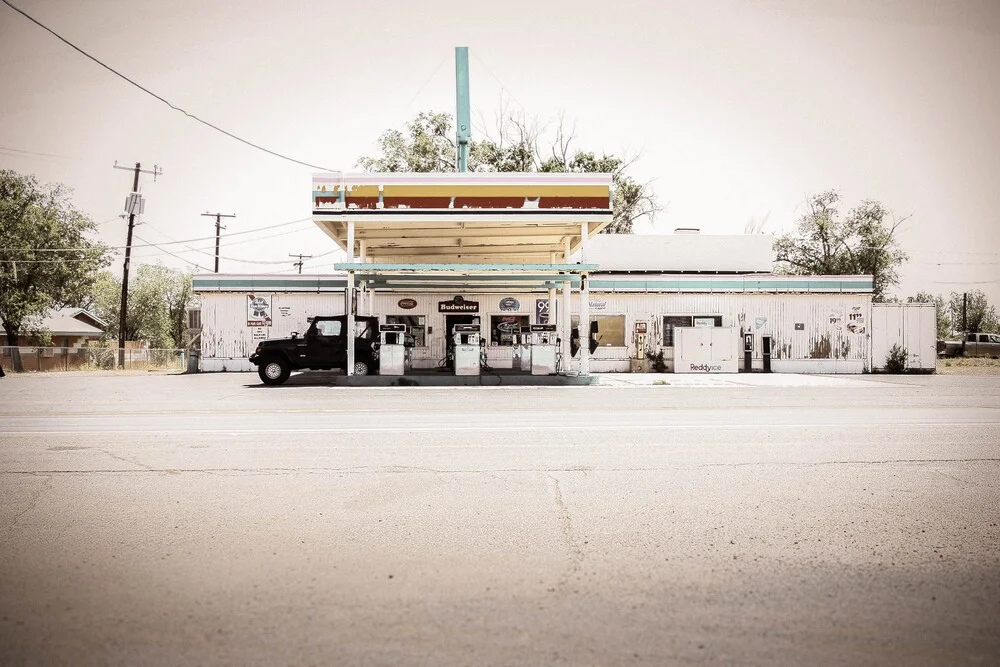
[15,307,107,347]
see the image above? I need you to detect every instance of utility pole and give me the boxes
[202,212,236,273]
[289,253,313,274]
[112,161,161,369]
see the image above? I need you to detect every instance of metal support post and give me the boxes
[346,221,355,263]
[455,46,471,172]
[580,273,590,377]
[346,271,355,376]
[562,280,571,373]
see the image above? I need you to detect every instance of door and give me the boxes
[307,317,345,368]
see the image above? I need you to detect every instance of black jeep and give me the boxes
[249,315,380,385]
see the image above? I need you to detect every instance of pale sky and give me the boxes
[2,0,998,304]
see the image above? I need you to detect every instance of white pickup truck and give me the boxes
[937,332,1000,358]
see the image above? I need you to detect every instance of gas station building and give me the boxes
[191,171,939,378]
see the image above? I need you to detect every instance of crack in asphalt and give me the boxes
[4,474,53,537]
[547,473,585,593]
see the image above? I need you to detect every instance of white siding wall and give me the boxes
[871,303,937,371]
[200,293,343,372]
[197,289,873,374]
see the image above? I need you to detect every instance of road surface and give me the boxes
[1,372,998,666]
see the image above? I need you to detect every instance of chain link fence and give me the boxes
[0,346,186,373]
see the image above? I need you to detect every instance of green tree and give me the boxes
[774,191,909,302]
[945,290,998,334]
[357,110,658,234]
[88,264,193,349]
[907,292,952,339]
[0,170,110,370]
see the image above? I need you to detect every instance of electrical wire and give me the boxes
[0,0,338,172]
[133,235,212,272]
[6,216,315,252]
[140,222,330,264]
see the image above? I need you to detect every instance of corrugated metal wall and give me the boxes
[871,303,937,370]
[199,289,873,373]
[201,293,343,361]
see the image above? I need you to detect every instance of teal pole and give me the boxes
[455,46,471,172]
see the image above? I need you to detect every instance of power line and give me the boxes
[133,235,212,272]
[6,216,315,253]
[0,0,338,172]
[138,222,325,262]
[0,145,72,159]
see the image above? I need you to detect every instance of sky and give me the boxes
[1,0,998,304]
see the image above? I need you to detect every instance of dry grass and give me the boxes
[936,357,1000,375]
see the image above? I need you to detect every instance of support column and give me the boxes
[346,221,355,264]
[579,273,590,377]
[561,279,571,374]
[346,270,355,376]
[547,286,556,325]
[578,221,590,376]
[564,237,571,262]
[358,240,368,316]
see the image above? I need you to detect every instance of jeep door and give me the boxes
[307,318,346,368]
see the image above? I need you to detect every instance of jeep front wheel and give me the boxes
[258,358,291,385]
[353,361,370,376]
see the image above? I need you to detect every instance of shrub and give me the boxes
[646,350,667,373]
[885,344,908,374]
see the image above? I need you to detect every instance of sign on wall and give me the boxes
[536,299,550,324]
[247,294,272,327]
[847,306,866,334]
[694,317,715,328]
[439,296,479,313]
[252,327,268,341]
[398,298,417,310]
[499,297,520,312]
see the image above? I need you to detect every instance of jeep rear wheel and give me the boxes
[353,361,370,376]
[258,358,290,385]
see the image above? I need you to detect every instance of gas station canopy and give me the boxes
[312,172,613,264]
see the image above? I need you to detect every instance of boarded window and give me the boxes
[572,315,626,346]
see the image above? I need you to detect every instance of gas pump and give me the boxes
[529,324,557,375]
[452,324,481,376]
[378,323,407,376]
[634,321,648,359]
[517,325,532,372]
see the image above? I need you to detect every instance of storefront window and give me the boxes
[491,315,529,346]
[386,315,426,347]
[572,315,626,347]
[662,315,722,346]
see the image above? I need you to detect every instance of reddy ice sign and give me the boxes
[247,294,272,327]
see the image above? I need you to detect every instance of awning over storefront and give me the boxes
[312,173,613,264]
[332,262,596,291]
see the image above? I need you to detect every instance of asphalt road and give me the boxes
[1,372,998,666]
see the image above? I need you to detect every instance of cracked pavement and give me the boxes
[1,372,999,666]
